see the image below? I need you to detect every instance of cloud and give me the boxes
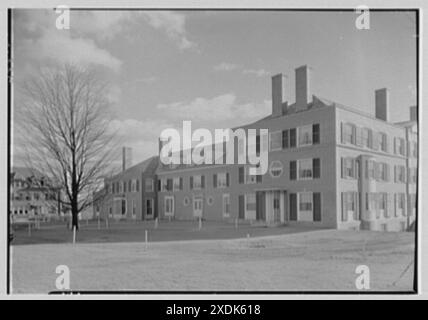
[140,11,196,50]
[243,68,270,77]
[213,62,239,72]
[157,93,271,122]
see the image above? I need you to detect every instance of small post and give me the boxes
[235,218,238,229]
[28,222,31,237]
[154,217,158,229]
[145,230,148,250]
[72,226,76,244]
[97,217,100,230]
[198,217,202,230]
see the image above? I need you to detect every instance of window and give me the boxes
[183,197,190,206]
[145,178,154,192]
[222,194,230,218]
[397,193,405,210]
[379,163,388,181]
[282,130,289,149]
[136,179,140,192]
[366,193,377,212]
[269,131,282,151]
[164,196,174,216]
[367,160,375,180]
[312,124,320,144]
[298,192,313,221]
[216,172,229,188]
[192,175,203,189]
[413,142,418,158]
[378,132,387,152]
[207,197,214,206]
[132,200,136,217]
[298,125,312,146]
[269,161,283,178]
[119,182,124,193]
[131,180,136,192]
[146,199,153,216]
[173,177,182,191]
[245,166,260,184]
[160,179,168,191]
[298,159,312,180]
[342,192,357,221]
[395,165,406,183]
[343,123,355,144]
[395,138,405,156]
[360,128,371,148]
[378,193,387,211]
[289,128,297,148]
[343,158,356,179]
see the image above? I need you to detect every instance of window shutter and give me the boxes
[341,158,345,178]
[290,128,296,148]
[341,192,347,221]
[354,192,359,220]
[374,162,380,181]
[290,161,297,180]
[282,130,289,149]
[312,124,320,144]
[201,175,205,188]
[394,193,398,217]
[157,180,161,191]
[190,176,193,190]
[213,174,217,188]
[352,125,357,145]
[341,122,345,143]
[179,177,183,190]
[368,129,373,149]
[313,158,320,178]
[238,166,244,184]
[355,127,361,146]
[238,195,245,219]
[385,164,390,181]
[313,192,321,221]
[256,174,262,183]
[226,172,230,187]
[289,193,297,221]
[394,166,397,183]
[394,138,397,154]
[352,159,357,178]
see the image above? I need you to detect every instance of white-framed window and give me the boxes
[269,131,282,151]
[245,193,256,219]
[119,181,124,193]
[269,160,283,178]
[395,137,405,156]
[173,177,181,191]
[160,179,168,191]
[298,192,313,221]
[361,128,371,148]
[395,165,406,183]
[343,123,355,144]
[298,125,312,146]
[193,175,202,190]
[217,172,228,188]
[343,158,355,178]
[164,196,174,216]
[378,132,387,152]
[298,159,313,180]
[222,193,230,218]
[131,180,137,192]
[378,163,388,181]
[367,160,375,180]
[145,178,154,192]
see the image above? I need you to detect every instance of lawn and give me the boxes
[11,223,416,293]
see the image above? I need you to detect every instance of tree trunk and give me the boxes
[71,199,79,231]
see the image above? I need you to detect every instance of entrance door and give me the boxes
[193,198,203,218]
[273,191,281,222]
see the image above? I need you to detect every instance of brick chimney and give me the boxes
[295,65,312,112]
[122,147,132,171]
[375,88,390,121]
[272,74,287,117]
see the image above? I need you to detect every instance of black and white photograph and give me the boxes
[2,1,425,302]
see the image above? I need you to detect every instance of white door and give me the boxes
[193,198,203,218]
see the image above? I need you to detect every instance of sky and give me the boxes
[12,9,417,165]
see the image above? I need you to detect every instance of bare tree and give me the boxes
[16,64,118,233]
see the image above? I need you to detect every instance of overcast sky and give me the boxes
[12,9,417,165]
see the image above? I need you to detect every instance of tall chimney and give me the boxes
[272,74,287,117]
[295,65,312,112]
[122,147,132,171]
[410,106,417,121]
[375,88,389,121]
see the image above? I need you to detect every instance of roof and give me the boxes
[11,167,45,180]
[107,156,158,180]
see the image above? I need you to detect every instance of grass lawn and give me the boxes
[11,222,416,293]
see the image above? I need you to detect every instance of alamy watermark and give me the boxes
[159,121,269,175]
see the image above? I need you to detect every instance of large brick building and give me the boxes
[95,65,418,232]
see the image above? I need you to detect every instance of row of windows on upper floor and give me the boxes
[341,122,418,158]
[11,191,57,201]
[341,157,417,184]
[159,159,322,192]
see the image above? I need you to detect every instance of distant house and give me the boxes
[10,167,62,220]
[93,153,159,220]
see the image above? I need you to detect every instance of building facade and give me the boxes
[155,65,418,231]
[10,167,61,220]
[94,154,159,220]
